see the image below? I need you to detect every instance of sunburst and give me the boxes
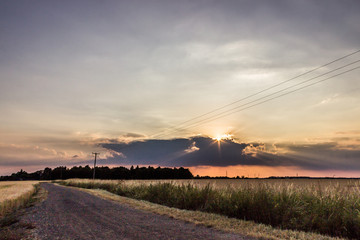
[213,134,233,142]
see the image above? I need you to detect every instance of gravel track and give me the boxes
[22,183,252,240]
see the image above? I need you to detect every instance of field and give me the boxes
[0,181,40,217]
[59,178,360,239]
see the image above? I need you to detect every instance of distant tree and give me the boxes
[42,167,52,180]
[0,165,194,180]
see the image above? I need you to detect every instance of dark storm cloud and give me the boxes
[102,138,192,166]
[102,136,251,166]
[253,142,360,171]
[102,137,360,171]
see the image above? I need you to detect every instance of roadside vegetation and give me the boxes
[0,181,39,217]
[59,179,360,239]
[0,181,42,240]
[74,186,344,240]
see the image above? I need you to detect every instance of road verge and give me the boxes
[57,183,344,240]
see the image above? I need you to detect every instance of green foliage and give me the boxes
[59,180,360,239]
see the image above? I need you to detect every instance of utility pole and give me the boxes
[92,152,100,179]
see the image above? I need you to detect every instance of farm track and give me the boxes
[21,183,251,240]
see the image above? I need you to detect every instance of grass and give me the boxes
[0,181,40,218]
[58,179,360,239]
[0,181,43,240]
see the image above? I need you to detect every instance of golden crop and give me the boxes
[0,181,39,217]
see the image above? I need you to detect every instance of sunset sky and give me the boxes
[1,0,360,177]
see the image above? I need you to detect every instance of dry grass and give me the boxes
[63,178,360,193]
[0,181,40,217]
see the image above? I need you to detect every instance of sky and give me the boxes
[1,0,360,177]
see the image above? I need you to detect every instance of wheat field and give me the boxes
[0,181,39,217]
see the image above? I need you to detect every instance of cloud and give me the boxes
[184,141,199,153]
[267,142,360,170]
[122,132,145,138]
[0,131,144,174]
[2,135,360,175]
[101,136,274,167]
[100,137,246,166]
[101,136,360,171]
[336,130,360,135]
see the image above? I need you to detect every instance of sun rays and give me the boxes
[212,134,233,142]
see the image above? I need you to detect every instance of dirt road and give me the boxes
[22,183,251,240]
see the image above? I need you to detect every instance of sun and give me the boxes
[213,134,232,142]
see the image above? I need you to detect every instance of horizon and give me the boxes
[1,0,360,177]
[3,164,360,179]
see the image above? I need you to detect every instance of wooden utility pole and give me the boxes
[92,152,100,179]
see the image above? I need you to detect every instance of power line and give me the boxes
[153,59,360,138]
[150,49,360,138]
[174,65,360,132]
[154,60,360,138]
[154,62,359,138]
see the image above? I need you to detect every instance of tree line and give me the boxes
[0,165,194,181]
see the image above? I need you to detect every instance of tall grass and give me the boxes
[59,179,360,239]
[0,181,39,218]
